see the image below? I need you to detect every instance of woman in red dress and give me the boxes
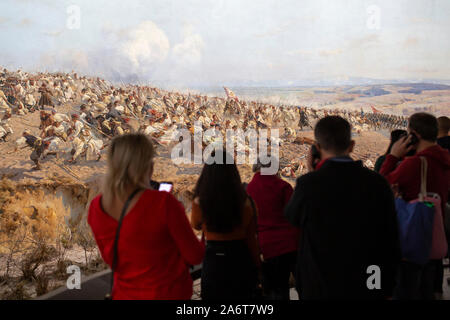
[88,134,204,300]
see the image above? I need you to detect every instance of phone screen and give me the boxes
[159,182,173,192]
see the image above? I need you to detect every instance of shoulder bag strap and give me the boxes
[419,156,427,202]
[106,188,143,300]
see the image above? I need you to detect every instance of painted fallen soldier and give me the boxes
[15,130,50,170]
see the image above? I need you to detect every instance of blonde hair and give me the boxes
[103,134,156,204]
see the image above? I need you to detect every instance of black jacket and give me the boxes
[437,136,450,152]
[285,158,400,300]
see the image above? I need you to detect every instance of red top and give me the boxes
[88,189,205,300]
[246,172,300,260]
[380,145,450,214]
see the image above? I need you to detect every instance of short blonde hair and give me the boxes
[103,134,155,204]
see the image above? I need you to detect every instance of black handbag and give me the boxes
[105,188,143,300]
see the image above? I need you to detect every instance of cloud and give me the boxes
[43,30,63,37]
[115,20,170,73]
[255,20,297,38]
[38,20,171,82]
[19,18,32,27]
[319,49,343,57]
[40,50,89,72]
[409,17,431,24]
[403,37,420,47]
[172,24,205,66]
[348,34,380,49]
[286,48,342,57]
[0,16,9,25]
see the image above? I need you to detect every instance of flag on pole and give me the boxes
[224,86,239,101]
[371,106,381,114]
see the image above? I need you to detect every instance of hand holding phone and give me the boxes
[407,132,419,147]
[390,134,416,159]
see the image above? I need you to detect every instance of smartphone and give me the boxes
[150,180,160,190]
[159,182,173,193]
[407,132,419,147]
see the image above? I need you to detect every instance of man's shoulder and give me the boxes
[295,170,320,187]
[320,161,391,185]
[437,136,450,151]
[358,165,390,186]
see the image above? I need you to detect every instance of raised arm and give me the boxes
[166,195,205,266]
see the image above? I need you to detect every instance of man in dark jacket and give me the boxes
[285,116,400,300]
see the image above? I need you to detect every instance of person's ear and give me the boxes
[410,129,422,140]
[348,140,355,154]
[315,142,321,152]
[315,142,325,158]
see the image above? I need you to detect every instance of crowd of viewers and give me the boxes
[88,112,449,300]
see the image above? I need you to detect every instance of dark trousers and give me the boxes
[201,240,257,301]
[394,260,438,300]
[261,251,297,300]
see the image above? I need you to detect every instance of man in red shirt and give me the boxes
[380,112,450,300]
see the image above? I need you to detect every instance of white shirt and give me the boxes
[144,125,158,135]
[54,113,70,123]
[73,120,84,137]
[114,105,125,113]
[26,92,36,103]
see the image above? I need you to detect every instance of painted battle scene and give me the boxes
[0,0,449,301]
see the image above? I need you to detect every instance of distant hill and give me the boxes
[391,83,450,90]
[393,83,450,95]
[347,87,391,97]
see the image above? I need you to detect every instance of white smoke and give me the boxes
[37,20,170,82]
[114,20,170,75]
[40,49,90,73]
[37,20,207,85]
[172,24,205,66]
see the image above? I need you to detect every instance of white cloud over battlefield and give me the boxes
[38,20,202,85]
[0,0,449,87]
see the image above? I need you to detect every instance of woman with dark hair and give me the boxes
[191,150,261,300]
[374,129,407,172]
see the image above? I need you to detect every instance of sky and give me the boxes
[0,0,449,88]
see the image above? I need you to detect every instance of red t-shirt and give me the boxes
[246,173,300,260]
[88,189,205,300]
